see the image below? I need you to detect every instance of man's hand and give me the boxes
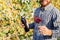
[38,26,52,36]
[21,22,29,32]
[21,22,25,28]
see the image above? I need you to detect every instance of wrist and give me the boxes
[48,30,52,36]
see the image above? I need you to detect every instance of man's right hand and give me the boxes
[21,22,25,28]
[21,22,29,32]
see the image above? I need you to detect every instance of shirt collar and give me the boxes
[40,3,53,11]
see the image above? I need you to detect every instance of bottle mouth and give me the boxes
[21,16,25,18]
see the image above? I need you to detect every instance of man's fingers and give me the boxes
[20,22,25,28]
[39,29,47,35]
[38,26,52,36]
[40,26,47,29]
[39,30,47,35]
[39,28,46,35]
[38,26,45,30]
[21,23,24,26]
[39,30,43,34]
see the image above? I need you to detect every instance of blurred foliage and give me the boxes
[0,0,60,40]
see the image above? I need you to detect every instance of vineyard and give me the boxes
[0,0,60,40]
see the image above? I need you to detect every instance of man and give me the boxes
[21,0,60,40]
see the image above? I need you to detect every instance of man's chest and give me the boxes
[35,10,53,25]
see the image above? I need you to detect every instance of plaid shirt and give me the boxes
[29,3,60,40]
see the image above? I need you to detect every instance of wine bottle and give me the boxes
[21,16,29,32]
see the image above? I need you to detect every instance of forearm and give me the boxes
[24,22,35,32]
[29,22,35,29]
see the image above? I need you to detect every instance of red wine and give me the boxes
[21,16,29,32]
[34,16,42,23]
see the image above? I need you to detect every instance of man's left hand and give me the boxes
[38,26,52,36]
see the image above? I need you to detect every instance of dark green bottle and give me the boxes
[21,16,29,32]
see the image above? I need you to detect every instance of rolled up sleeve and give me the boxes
[52,8,60,38]
[29,22,35,29]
